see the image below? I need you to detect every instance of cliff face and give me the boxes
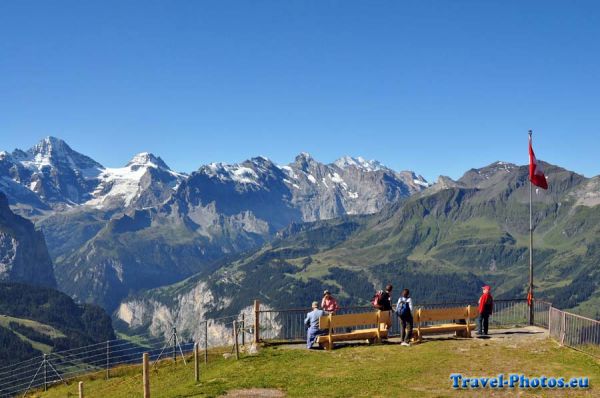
[116,281,274,346]
[0,192,56,287]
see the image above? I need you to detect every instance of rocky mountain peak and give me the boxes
[126,152,170,170]
[334,155,383,172]
[23,136,103,172]
[458,161,520,188]
[29,136,68,156]
[293,152,316,171]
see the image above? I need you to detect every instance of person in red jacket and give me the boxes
[477,285,494,335]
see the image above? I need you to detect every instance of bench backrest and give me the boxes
[416,305,477,323]
[319,311,390,330]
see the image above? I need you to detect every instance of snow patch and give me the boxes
[231,166,258,184]
[334,155,383,172]
[329,172,348,189]
[413,179,429,187]
[204,163,260,185]
[279,165,298,180]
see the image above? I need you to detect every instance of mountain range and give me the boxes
[1,137,428,309]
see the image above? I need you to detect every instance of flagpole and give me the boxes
[528,130,534,326]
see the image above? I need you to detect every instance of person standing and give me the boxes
[477,285,494,335]
[373,284,393,329]
[321,290,340,314]
[373,284,393,311]
[396,288,413,346]
[304,301,325,349]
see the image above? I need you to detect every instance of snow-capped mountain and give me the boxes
[0,137,185,214]
[2,138,431,310]
[169,152,430,229]
[0,137,103,210]
[333,155,384,172]
[85,152,186,210]
[282,153,428,219]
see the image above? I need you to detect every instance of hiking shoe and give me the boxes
[401,342,410,346]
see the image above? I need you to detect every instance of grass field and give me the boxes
[0,314,65,353]
[31,329,599,397]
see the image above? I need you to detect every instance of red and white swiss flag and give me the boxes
[528,135,548,190]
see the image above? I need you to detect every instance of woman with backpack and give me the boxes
[396,288,413,346]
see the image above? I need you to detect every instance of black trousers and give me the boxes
[478,313,490,334]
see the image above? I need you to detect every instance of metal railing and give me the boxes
[257,299,535,342]
[549,307,600,358]
[257,298,600,359]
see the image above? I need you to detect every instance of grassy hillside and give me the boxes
[0,324,40,365]
[32,333,599,397]
[0,283,115,368]
[0,314,65,353]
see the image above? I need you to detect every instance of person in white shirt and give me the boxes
[396,288,414,346]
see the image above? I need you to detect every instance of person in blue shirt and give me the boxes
[304,301,325,349]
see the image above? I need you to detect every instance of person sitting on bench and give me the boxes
[304,301,325,349]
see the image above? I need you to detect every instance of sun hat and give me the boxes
[312,301,319,308]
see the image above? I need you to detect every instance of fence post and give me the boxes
[143,352,150,398]
[78,381,84,398]
[194,342,200,382]
[172,327,177,363]
[43,354,48,392]
[253,300,260,344]
[241,313,246,346]
[204,321,208,365]
[548,305,552,335]
[233,320,240,360]
[106,340,110,380]
[560,311,566,346]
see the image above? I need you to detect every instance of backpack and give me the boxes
[397,299,411,319]
[371,290,383,308]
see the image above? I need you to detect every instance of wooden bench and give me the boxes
[316,311,390,350]
[413,305,479,341]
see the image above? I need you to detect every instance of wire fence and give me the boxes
[0,314,243,398]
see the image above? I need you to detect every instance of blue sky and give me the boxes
[1,1,599,182]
